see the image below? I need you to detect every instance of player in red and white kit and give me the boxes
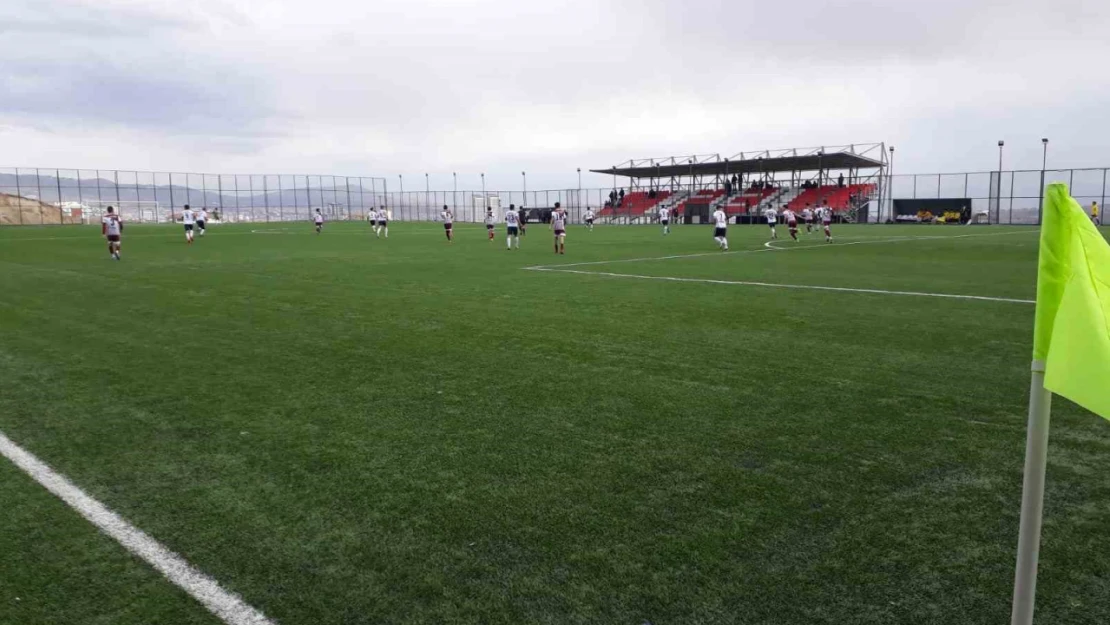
[550,202,567,254]
[484,207,496,242]
[819,201,833,243]
[102,206,123,260]
[783,207,799,241]
[802,204,814,233]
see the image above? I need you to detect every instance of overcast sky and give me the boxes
[2,0,1109,190]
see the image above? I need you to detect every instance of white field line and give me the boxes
[526,229,1037,270]
[0,430,275,625]
[525,267,1034,304]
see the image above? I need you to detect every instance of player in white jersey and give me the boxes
[182,204,196,244]
[583,207,595,231]
[313,208,324,234]
[441,205,454,243]
[484,207,496,242]
[659,206,671,235]
[763,205,778,239]
[712,207,729,250]
[195,207,208,237]
[505,204,521,250]
[819,200,833,242]
[101,206,123,260]
[375,208,389,238]
[782,207,799,241]
[550,202,567,254]
[802,205,814,233]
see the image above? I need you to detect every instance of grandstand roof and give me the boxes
[592,145,885,179]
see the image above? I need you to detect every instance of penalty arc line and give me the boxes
[0,430,276,625]
[525,267,1035,305]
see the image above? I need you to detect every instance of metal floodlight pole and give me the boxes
[577,167,581,209]
[888,146,895,222]
[1038,138,1049,222]
[998,140,1005,173]
[453,172,457,214]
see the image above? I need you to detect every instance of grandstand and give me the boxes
[592,143,887,223]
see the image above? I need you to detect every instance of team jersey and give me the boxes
[442,210,453,224]
[314,212,324,224]
[584,210,595,220]
[763,208,777,223]
[820,207,832,222]
[783,209,797,224]
[713,209,728,228]
[659,207,670,221]
[505,210,520,227]
[378,209,388,221]
[1093,203,1100,217]
[801,208,813,220]
[182,209,195,225]
[102,214,122,236]
[196,209,208,222]
[484,213,495,226]
[551,211,567,230]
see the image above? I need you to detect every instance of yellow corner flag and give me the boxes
[1033,183,1110,420]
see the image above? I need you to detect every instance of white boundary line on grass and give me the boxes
[524,229,1038,305]
[0,430,275,625]
[525,229,1037,270]
[525,267,1035,304]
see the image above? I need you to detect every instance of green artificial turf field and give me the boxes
[1,220,1108,625]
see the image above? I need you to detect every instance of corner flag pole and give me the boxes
[1010,359,1053,625]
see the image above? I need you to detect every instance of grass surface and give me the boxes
[1,220,1109,625]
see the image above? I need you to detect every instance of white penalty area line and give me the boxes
[525,267,1034,304]
[0,430,275,625]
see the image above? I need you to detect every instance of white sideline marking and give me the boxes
[0,430,276,625]
[526,268,1034,304]
[527,230,1037,270]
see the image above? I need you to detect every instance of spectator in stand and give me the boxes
[838,173,845,188]
[609,190,617,206]
[618,188,625,206]
[724,178,733,198]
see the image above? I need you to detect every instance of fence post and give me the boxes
[55,169,64,224]
[14,168,23,225]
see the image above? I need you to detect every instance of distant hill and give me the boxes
[0,193,80,225]
[0,172,382,211]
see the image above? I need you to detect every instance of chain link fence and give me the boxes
[4,167,1105,227]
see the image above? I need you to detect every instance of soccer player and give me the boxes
[441,205,454,242]
[802,204,814,232]
[102,206,123,260]
[820,201,833,243]
[712,206,729,250]
[314,208,324,234]
[369,208,378,232]
[182,204,196,244]
[376,207,389,238]
[1092,200,1100,225]
[518,206,527,236]
[196,206,208,237]
[550,202,567,254]
[505,205,521,250]
[659,205,671,235]
[763,204,778,239]
[583,207,595,231]
[484,207,496,242]
[783,207,799,241]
